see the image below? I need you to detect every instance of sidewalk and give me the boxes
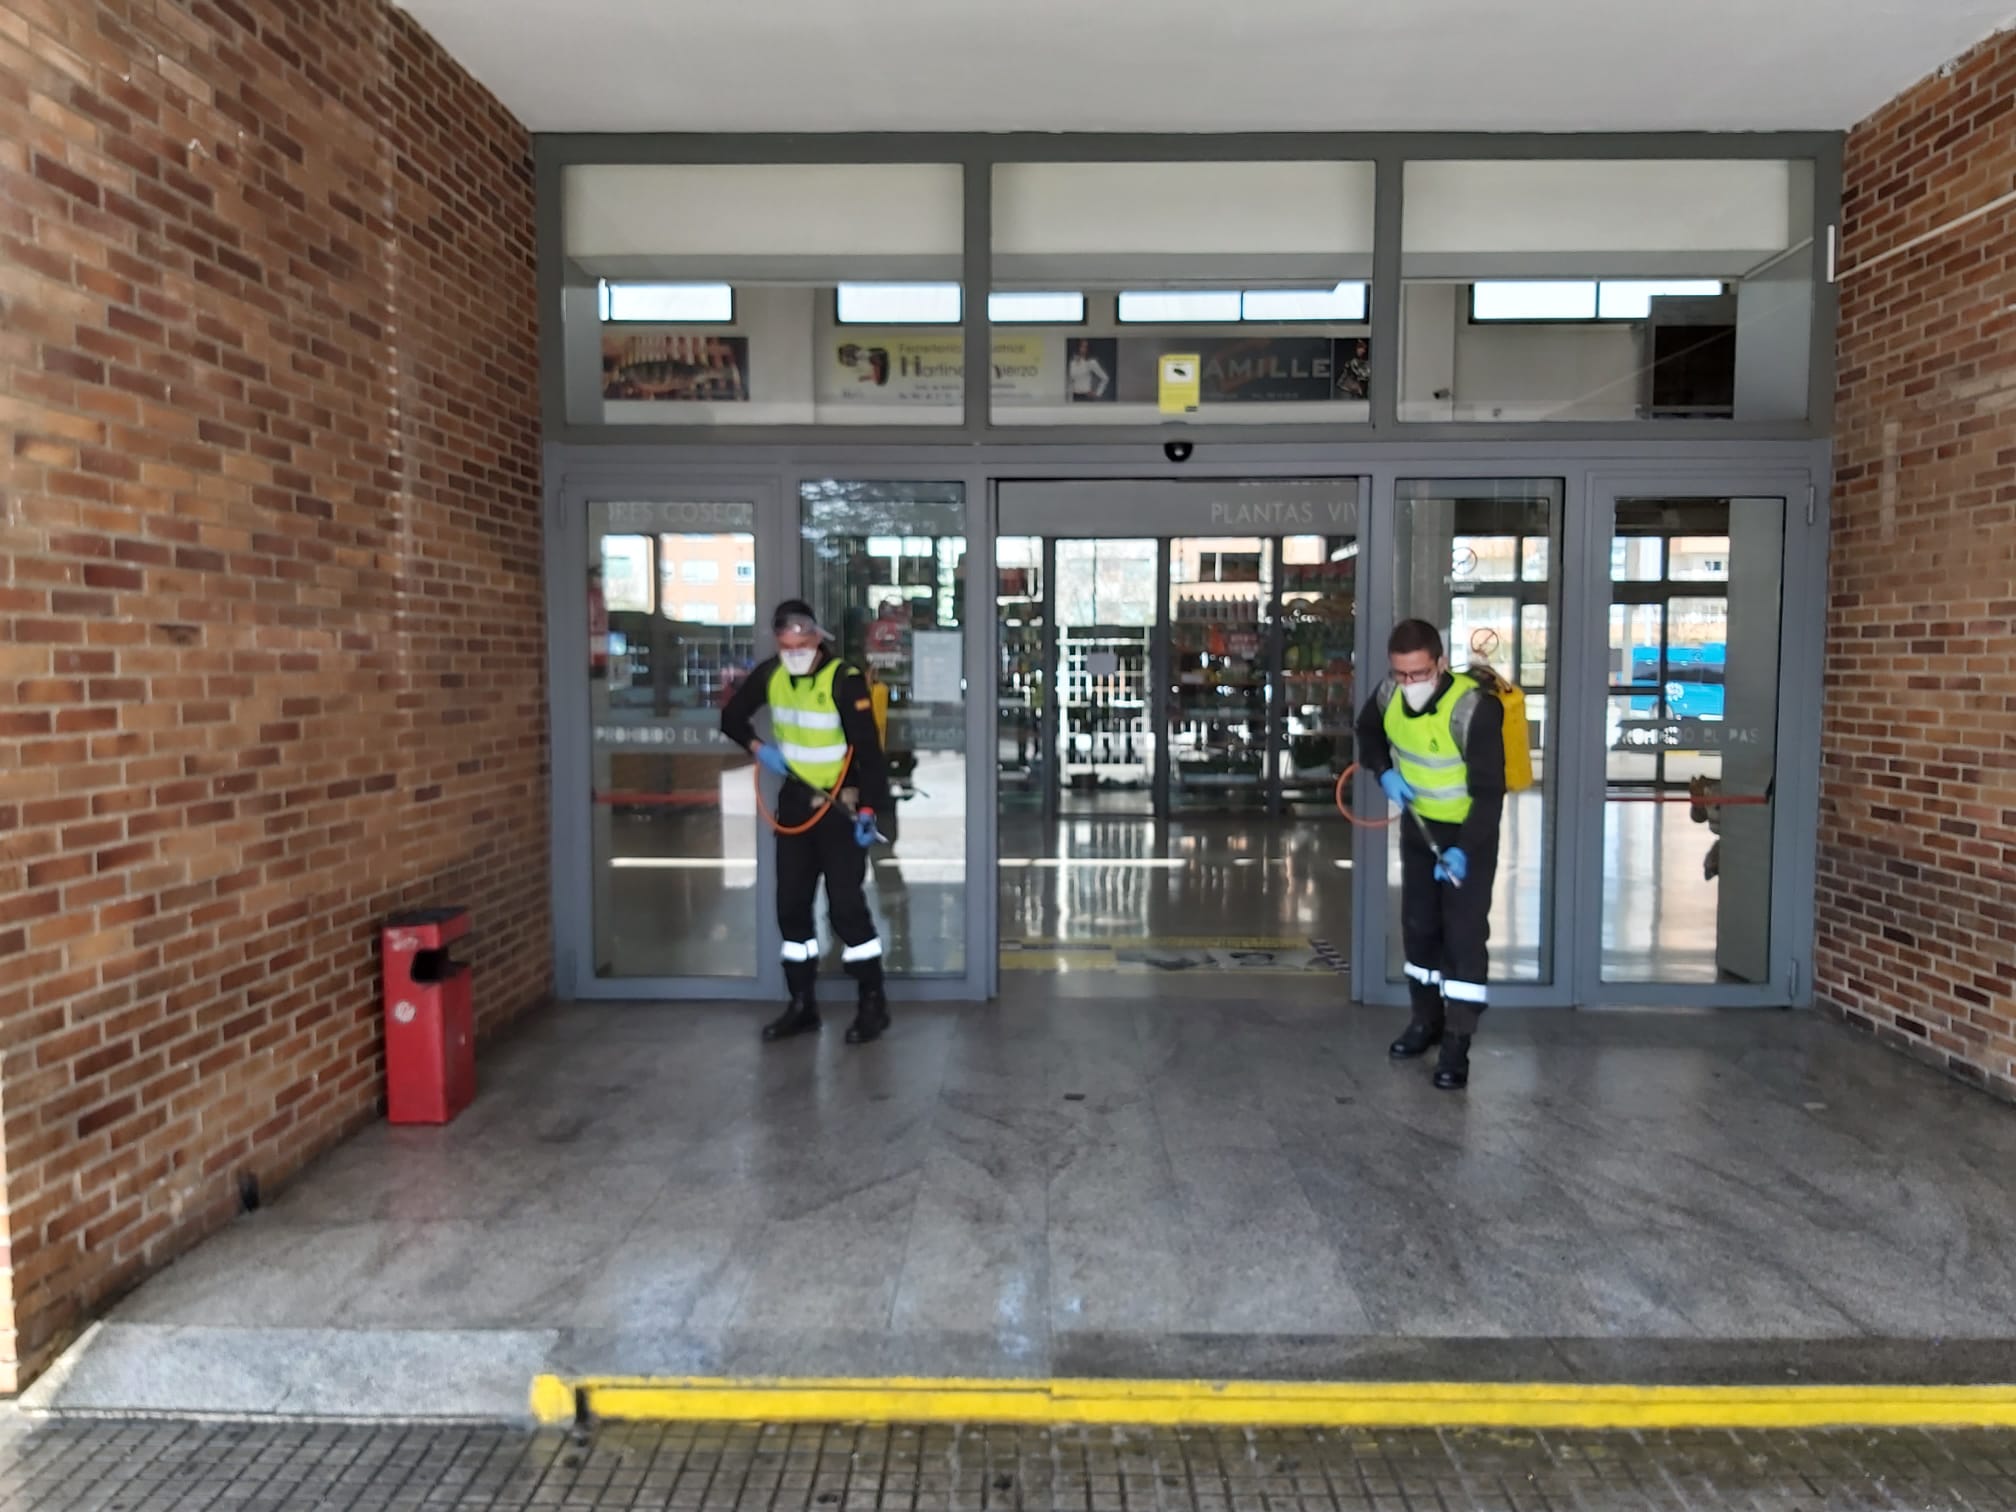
[7,1414,2016,1511]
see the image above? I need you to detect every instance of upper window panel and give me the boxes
[563,164,967,427]
[988,161,1376,426]
[1399,160,1815,423]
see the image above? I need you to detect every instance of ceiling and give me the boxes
[396,0,2012,135]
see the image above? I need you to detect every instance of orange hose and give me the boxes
[1334,762,1396,829]
[753,746,854,836]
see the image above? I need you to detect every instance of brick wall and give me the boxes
[0,0,548,1388]
[1823,29,2016,1100]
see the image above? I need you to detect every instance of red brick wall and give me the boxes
[1823,30,2016,1101]
[0,0,548,1387]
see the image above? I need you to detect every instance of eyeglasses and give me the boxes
[1392,667,1441,686]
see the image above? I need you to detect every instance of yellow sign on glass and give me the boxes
[1158,353,1201,415]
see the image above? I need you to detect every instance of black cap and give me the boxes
[772,599,833,640]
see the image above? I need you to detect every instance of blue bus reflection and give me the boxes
[1627,643,1725,719]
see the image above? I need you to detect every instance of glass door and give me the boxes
[799,482,973,980]
[1388,479,1562,989]
[1586,486,1793,994]
[584,499,764,983]
[1167,537,1274,812]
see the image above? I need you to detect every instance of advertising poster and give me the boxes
[1066,337,1117,403]
[601,331,750,402]
[830,332,965,405]
[1334,337,1372,401]
[828,332,1059,405]
[991,334,1055,405]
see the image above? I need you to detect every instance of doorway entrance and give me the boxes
[994,480,1364,976]
[546,451,1825,1011]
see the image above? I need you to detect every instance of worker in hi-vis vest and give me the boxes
[721,600,892,1045]
[1355,619,1506,1091]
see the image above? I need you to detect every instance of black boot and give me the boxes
[763,961,821,1042]
[1389,1020,1443,1060]
[762,993,821,1042]
[845,984,890,1045]
[1433,1034,1471,1091]
[1391,979,1446,1059]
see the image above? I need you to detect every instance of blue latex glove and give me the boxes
[1379,768,1415,808]
[755,743,791,779]
[853,810,879,849]
[1434,846,1469,886]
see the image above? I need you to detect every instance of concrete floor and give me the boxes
[30,981,2016,1420]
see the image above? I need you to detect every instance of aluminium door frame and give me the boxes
[1567,465,1827,1010]
[547,437,1830,1009]
[548,463,786,1001]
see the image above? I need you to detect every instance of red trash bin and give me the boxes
[382,908,475,1125]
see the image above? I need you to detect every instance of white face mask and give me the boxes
[1401,678,1438,713]
[780,648,819,677]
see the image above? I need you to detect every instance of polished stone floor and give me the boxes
[11,1417,2016,1511]
[607,797,1727,982]
[31,979,2016,1419]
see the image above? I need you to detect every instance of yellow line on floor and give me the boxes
[1005,937,1309,949]
[531,1375,2016,1430]
[999,951,1126,971]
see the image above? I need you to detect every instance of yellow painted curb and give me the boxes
[530,1375,2016,1431]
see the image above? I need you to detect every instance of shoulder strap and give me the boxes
[1449,687,1482,753]
[1374,677,1396,713]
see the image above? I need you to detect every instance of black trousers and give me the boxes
[776,805,883,995]
[1399,815,1496,1036]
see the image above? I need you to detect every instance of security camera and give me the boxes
[1163,440,1194,463]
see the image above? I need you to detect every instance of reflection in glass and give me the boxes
[1281,535,1359,809]
[589,504,760,978]
[800,482,970,978]
[1055,539,1157,812]
[1601,498,1783,984]
[1392,480,1561,985]
[1169,538,1273,811]
[997,537,1047,811]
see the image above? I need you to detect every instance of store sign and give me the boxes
[1207,494,1357,528]
[1201,337,1336,403]
[1118,337,1369,405]
[1612,719,1764,752]
[823,332,1053,405]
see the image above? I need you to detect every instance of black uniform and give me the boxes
[721,654,892,997]
[1355,675,1506,1035]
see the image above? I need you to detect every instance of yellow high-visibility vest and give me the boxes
[767,661,849,789]
[1382,673,1478,824]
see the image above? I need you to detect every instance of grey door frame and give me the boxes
[548,447,999,1003]
[547,436,1830,1008]
[1565,466,1827,1010]
[547,466,785,1001]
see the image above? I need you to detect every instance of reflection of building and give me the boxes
[600,532,757,625]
